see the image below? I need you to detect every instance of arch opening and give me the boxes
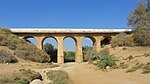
[82,36,95,62]
[101,36,112,47]
[63,37,76,63]
[42,37,58,62]
[23,36,37,45]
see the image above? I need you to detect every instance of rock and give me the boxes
[106,66,110,70]
[30,79,43,84]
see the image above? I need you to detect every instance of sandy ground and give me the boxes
[0,62,150,84]
[0,46,150,84]
[69,63,150,84]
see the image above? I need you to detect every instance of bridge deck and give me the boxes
[10,28,132,33]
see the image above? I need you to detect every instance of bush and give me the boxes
[110,33,135,47]
[142,62,150,74]
[64,51,75,62]
[96,54,117,69]
[18,69,42,82]
[0,69,41,84]
[47,70,70,84]
[0,50,18,63]
[89,48,117,69]
[82,46,93,62]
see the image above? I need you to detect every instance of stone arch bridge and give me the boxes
[11,28,131,64]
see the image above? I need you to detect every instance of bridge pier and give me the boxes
[94,36,103,51]
[35,36,43,49]
[56,36,64,64]
[75,36,83,63]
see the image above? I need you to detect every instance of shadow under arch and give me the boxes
[101,36,112,47]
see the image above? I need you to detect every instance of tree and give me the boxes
[43,43,54,55]
[148,0,150,11]
[128,0,150,46]
[43,43,57,62]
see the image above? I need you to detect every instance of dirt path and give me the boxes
[0,62,150,84]
[69,63,150,84]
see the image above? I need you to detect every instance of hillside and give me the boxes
[0,28,50,63]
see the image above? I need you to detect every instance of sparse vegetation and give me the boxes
[142,62,150,74]
[0,69,42,84]
[126,62,145,73]
[0,28,50,63]
[0,50,18,63]
[82,46,93,62]
[17,69,42,82]
[144,53,150,57]
[118,62,128,69]
[110,33,135,47]
[47,70,71,84]
[125,55,134,61]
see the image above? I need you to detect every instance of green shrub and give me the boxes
[126,62,145,73]
[64,51,75,62]
[0,50,18,63]
[89,48,117,69]
[96,54,117,69]
[82,46,93,62]
[47,70,70,84]
[142,62,150,74]
[144,53,150,57]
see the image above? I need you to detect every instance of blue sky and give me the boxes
[0,0,145,51]
[0,0,143,28]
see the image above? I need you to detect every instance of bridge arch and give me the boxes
[23,36,37,45]
[84,36,96,46]
[42,36,58,62]
[101,36,112,47]
[82,36,95,62]
[63,36,77,62]
[42,36,58,49]
[63,36,77,44]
